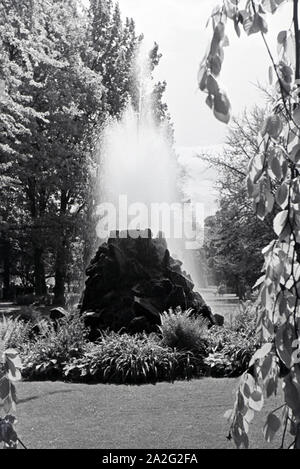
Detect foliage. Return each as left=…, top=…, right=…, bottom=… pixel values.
left=7, top=310, right=207, bottom=384
left=205, top=303, right=259, bottom=377
left=63, top=331, right=198, bottom=384
left=0, top=416, right=18, bottom=449
left=0, top=316, right=32, bottom=351
left=200, top=0, right=300, bottom=449
left=21, top=313, right=87, bottom=380
left=1, top=0, right=103, bottom=299
left=0, top=308, right=261, bottom=385
left=159, top=309, right=209, bottom=355
left=203, top=109, right=274, bottom=298
left=231, top=301, right=258, bottom=334
left=17, top=310, right=258, bottom=384
left=0, top=0, right=172, bottom=304
left=0, top=317, right=22, bottom=449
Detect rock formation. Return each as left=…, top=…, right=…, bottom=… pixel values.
left=81, top=230, right=215, bottom=338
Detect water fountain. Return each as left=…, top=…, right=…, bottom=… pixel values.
left=81, top=44, right=216, bottom=337
left=98, top=46, right=180, bottom=251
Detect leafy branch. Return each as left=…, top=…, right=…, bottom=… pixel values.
left=0, top=333, right=23, bottom=449
left=199, top=0, right=300, bottom=449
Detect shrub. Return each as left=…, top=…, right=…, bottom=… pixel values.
left=159, top=309, right=209, bottom=355
left=16, top=302, right=259, bottom=382
left=204, top=328, right=258, bottom=377
left=63, top=331, right=202, bottom=384
left=21, top=313, right=88, bottom=380
left=204, top=302, right=259, bottom=377
left=0, top=316, right=32, bottom=351
left=230, top=300, right=257, bottom=336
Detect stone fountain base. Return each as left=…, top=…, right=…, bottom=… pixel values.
left=81, top=230, right=216, bottom=338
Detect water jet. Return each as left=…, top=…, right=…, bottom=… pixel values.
left=81, top=45, right=216, bottom=335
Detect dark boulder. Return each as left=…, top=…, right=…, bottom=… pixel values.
left=213, top=313, right=225, bottom=327
left=198, top=304, right=216, bottom=326
left=128, top=316, right=153, bottom=334
left=133, top=297, right=161, bottom=324
left=81, top=230, right=213, bottom=338
left=50, top=307, right=68, bottom=321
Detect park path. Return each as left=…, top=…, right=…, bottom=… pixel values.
left=0, top=301, right=21, bottom=316
left=201, top=286, right=240, bottom=324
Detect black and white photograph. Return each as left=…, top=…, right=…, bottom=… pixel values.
left=0, top=0, right=300, bottom=454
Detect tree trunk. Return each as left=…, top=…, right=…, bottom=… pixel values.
left=2, top=238, right=11, bottom=300
left=53, top=234, right=66, bottom=306
left=53, top=238, right=68, bottom=306
left=34, top=247, right=47, bottom=297
left=53, top=190, right=69, bottom=306
left=53, top=264, right=66, bottom=306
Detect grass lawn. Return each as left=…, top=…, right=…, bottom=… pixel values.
left=10, top=378, right=288, bottom=449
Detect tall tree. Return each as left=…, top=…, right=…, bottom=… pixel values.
left=0, top=0, right=175, bottom=306
left=1, top=0, right=105, bottom=300
left=0, top=0, right=54, bottom=296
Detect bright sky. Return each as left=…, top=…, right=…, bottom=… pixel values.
left=118, top=0, right=293, bottom=148
left=116, top=0, right=293, bottom=215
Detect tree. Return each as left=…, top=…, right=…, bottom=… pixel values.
left=205, top=201, right=273, bottom=298
left=87, top=0, right=140, bottom=118
left=0, top=0, right=106, bottom=302
left=0, top=0, right=124, bottom=301
left=0, top=0, right=172, bottom=305
left=0, top=0, right=57, bottom=296
left=203, top=109, right=274, bottom=298
left=199, top=0, right=300, bottom=448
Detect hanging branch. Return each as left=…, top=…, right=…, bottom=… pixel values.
left=294, top=0, right=300, bottom=81
left=200, top=0, right=300, bottom=450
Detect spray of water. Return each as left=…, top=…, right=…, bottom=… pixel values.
left=102, top=107, right=178, bottom=213
left=99, top=44, right=203, bottom=287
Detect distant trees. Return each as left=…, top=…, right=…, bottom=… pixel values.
left=203, top=108, right=274, bottom=297
left=0, top=0, right=171, bottom=304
